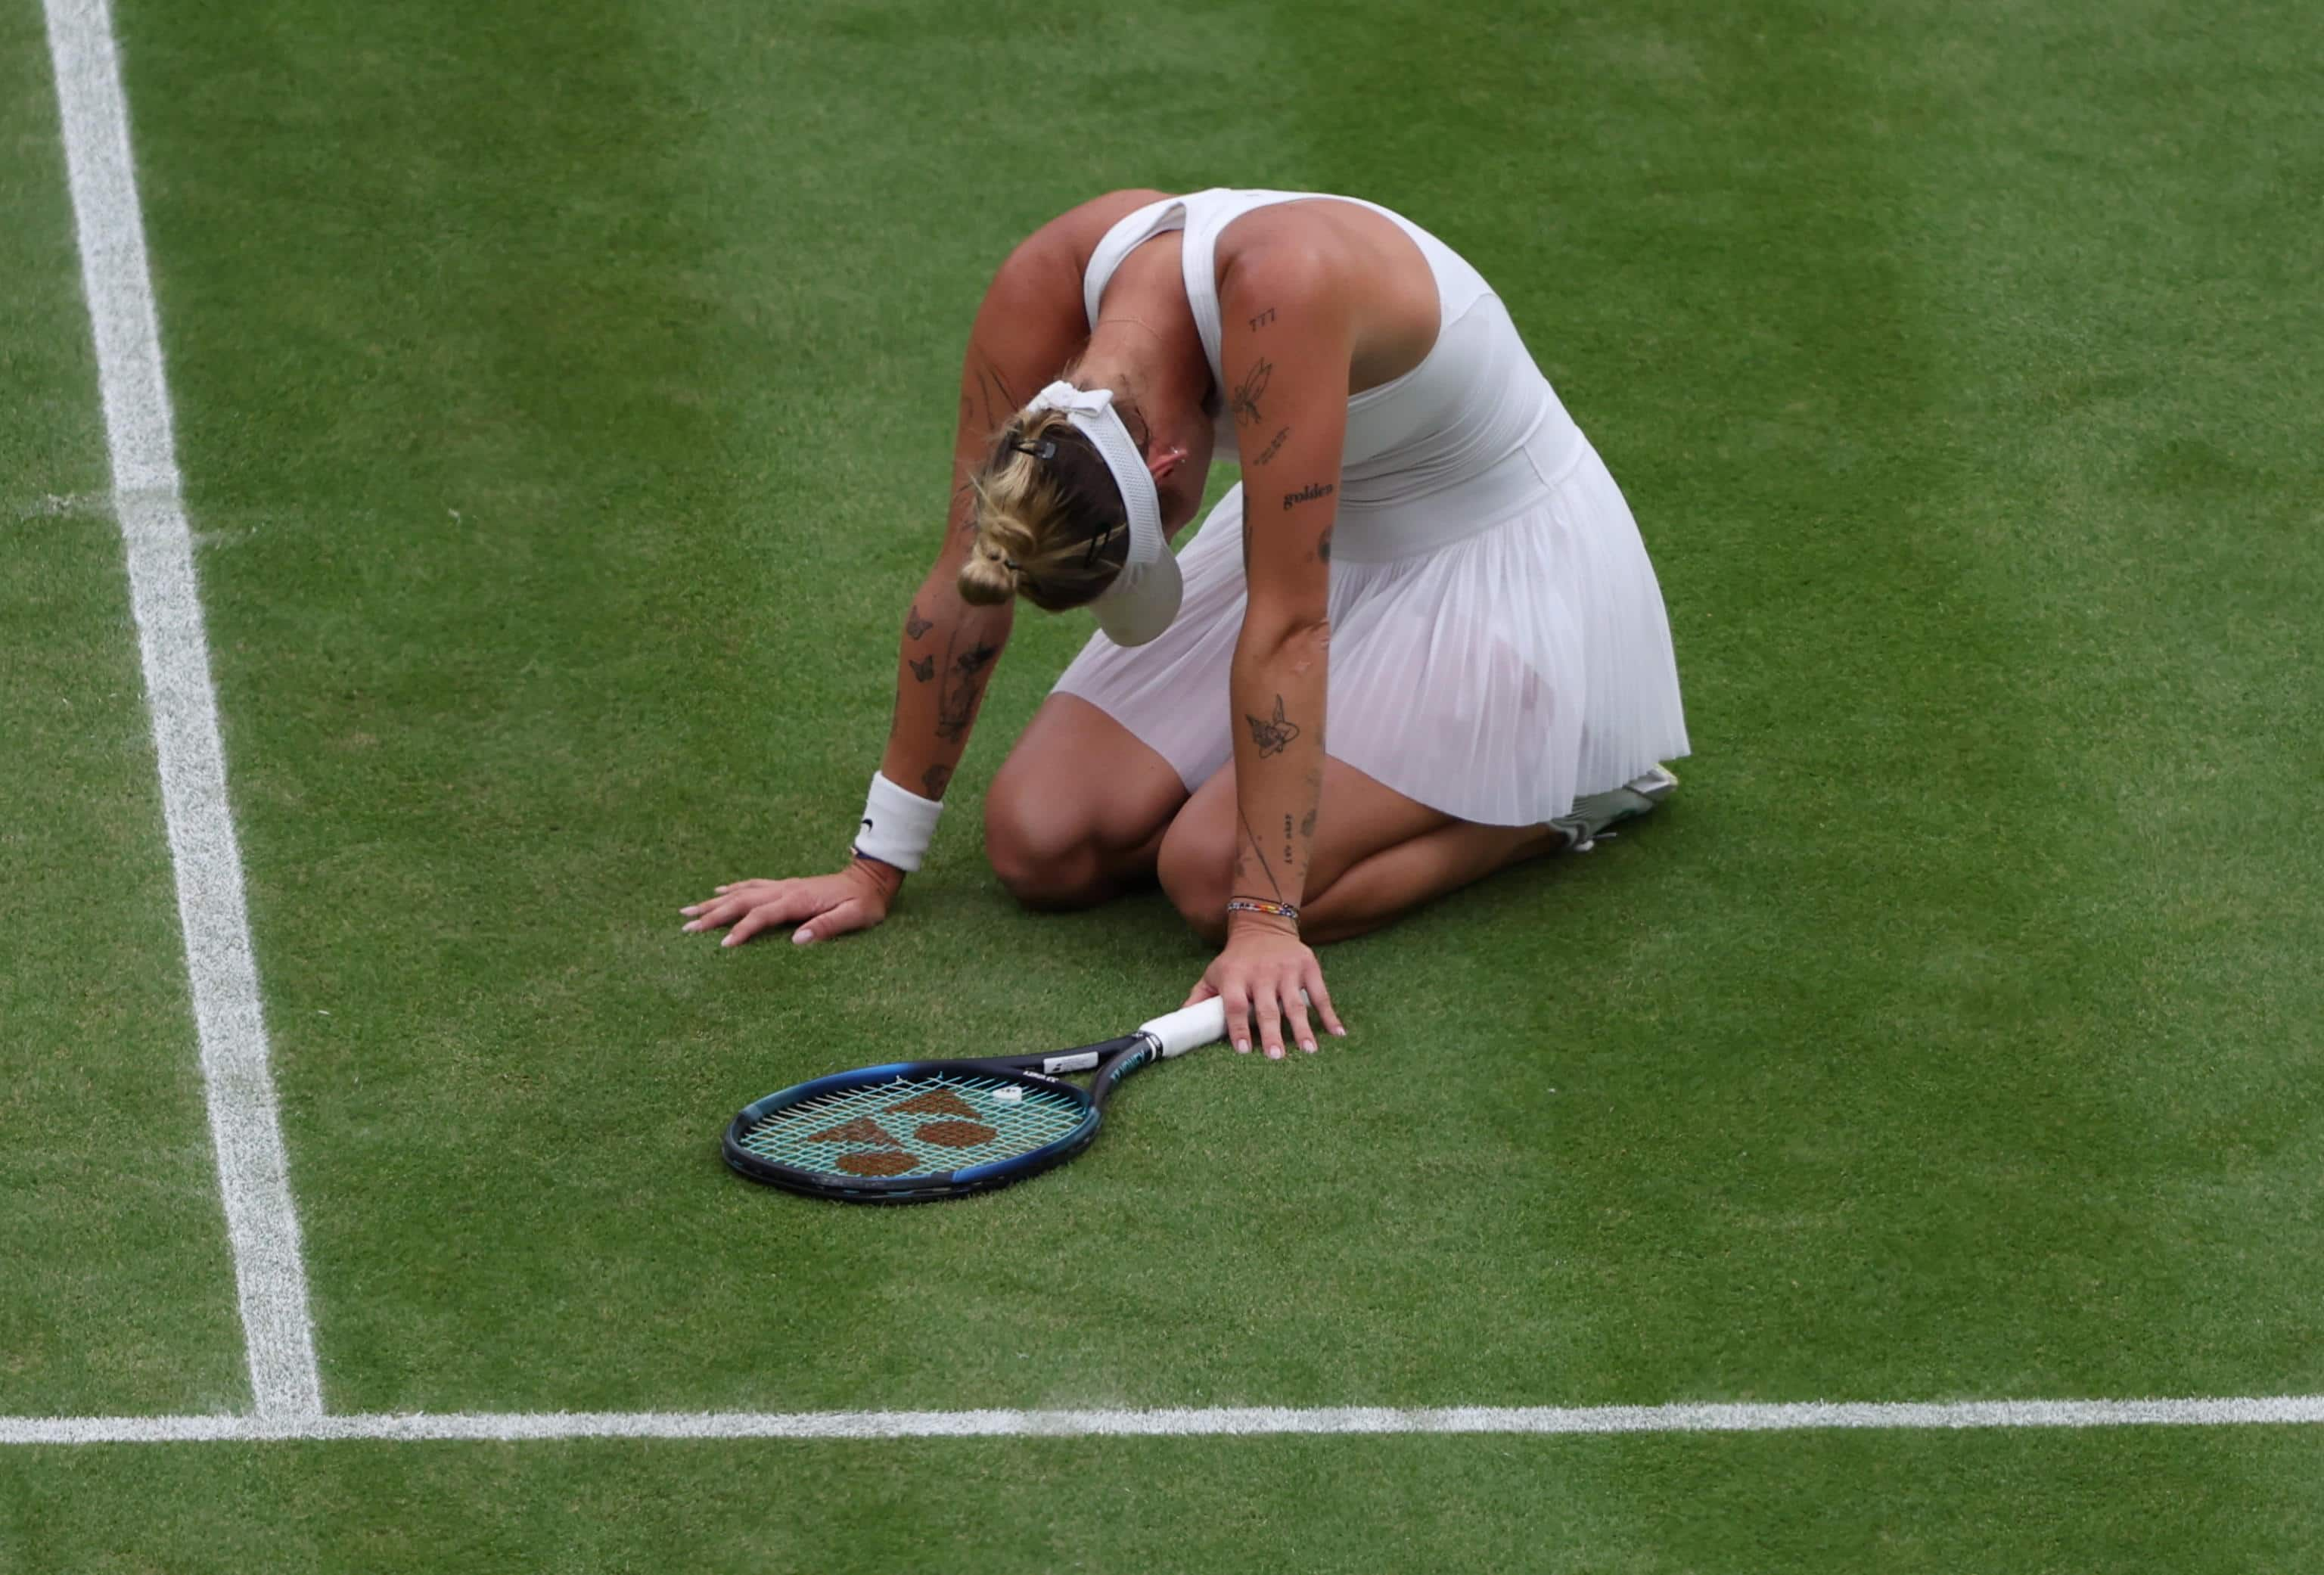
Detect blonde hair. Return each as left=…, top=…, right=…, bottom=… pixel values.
left=958, top=407, right=1130, bottom=611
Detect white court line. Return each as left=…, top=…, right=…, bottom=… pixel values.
left=43, top=0, right=322, bottom=1420
left=22, top=0, right=2313, bottom=1460
left=4, top=1396, right=2324, bottom=1446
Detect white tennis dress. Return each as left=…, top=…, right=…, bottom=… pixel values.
left=1052, top=188, right=1689, bottom=827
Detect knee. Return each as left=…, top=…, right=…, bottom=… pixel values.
left=1156, top=819, right=1232, bottom=944
left=983, top=784, right=1111, bottom=910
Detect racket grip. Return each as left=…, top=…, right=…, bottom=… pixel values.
left=1138, top=998, right=1229, bottom=1058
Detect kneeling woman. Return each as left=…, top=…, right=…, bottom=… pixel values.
left=684, top=188, right=1689, bottom=1059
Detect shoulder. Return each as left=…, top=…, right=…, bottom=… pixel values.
left=1005, top=189, right=1176, bottom=277
left=974, top=191, right=1175, bottom=326
left=1213, top=218, right=1351, bottom=324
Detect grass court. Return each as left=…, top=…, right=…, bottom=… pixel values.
left=4, top=0, right=2322, bottom=1567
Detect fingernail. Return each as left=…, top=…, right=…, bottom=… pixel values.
left=1331, top=1026, right=1347, bottom=1037
left=680, top=906, right=698, bottom=915
left=1300, top=1040, right=1316, bottom=1053
left=792, top=930, right=812, bottom=946
left=721, top=935, right=738, bottom=948
left=1267, top=1046, right=1283, bottom=1061
left=1235, top=1039, right=1250, bottom=1054
left=681, top=921, right=698, bottom=932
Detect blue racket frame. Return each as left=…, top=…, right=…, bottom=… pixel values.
left=722, top=1037, right=1152, bottom=1203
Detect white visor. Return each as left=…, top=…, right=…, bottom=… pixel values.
left=1021, top=381, right=1182, bottom=647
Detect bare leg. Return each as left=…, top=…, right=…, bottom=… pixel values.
left=983, top=694, right=1188, bottom=909
left=1298, top=819, right=1560, bottom=942
left=1156, top=756, right=1558, bottom=945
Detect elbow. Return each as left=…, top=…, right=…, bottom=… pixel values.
left=1238, top=615, right=1331, bottom=675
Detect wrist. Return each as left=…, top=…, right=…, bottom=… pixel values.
left=850, top=853, right=907, bottom=899
left=853, top=770, right=943, bottom=872
left=1225, top=896, right=1300, bottom=939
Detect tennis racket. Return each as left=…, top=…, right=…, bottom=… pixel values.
left=722, top=997, right=1229, bottom=1203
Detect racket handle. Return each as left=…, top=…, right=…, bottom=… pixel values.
left=1137, top=998, right=1229, bottom=1058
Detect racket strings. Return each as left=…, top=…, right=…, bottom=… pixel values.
left=738, top=1073, right=1086, bottom=1179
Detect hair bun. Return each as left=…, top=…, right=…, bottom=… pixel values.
left=956, top=527, right=1023, bottom=606
left=958, top=404, right=1132, bottom=612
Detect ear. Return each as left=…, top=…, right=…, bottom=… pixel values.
left=1145, top=443, right=1191, bottom=484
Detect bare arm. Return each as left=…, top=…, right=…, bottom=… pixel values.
left=1190, top=241, right=1353, bottom=1050
left=685, top=193, right=1165, bottom=946
left=878, top=196, right=1167, bottom=800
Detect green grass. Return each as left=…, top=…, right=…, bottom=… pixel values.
left=0, top=0, right=247, bottom=1416
left=11, top=1430, right=2324, bottom=1573
left=4, top=0, right=2322, bottom=1565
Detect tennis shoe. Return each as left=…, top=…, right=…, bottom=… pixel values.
left=1550, top=765, right=1679, bottom=853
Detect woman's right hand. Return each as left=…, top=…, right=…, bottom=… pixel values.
left=681, top=859, right=904, bottom=947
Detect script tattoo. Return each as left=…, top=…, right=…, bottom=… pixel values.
left=1282, top=813, right=1294, bottom=864
left=1230, top=357, right=1272, bottom=428
left=1247, top=306, right=1277, bottom=331
left=906, top=604, right=934, bottom=640
left=1244, top=696, right=1300, bottom=758
left=935, top=636, right=1001, bottom=741
left=921, top=763, right=953, bottom=798
left=909, top=654, right=935, bottom=682
left=1282, top=481, right=1334, bottom=512
left=1255, top=426, right=1291, bottom=467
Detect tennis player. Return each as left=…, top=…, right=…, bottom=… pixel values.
left=685, top=188, right=1689, bottom=1059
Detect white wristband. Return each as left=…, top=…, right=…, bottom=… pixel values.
left=853, top=771, right=943, bottom=873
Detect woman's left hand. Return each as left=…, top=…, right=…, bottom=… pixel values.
left=1184, top=919, right=1347, bottom=1059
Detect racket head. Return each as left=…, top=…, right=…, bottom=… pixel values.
left=722, top=1058, right=1107, bottom=1203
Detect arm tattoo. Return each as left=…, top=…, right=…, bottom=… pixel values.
left=1237, top=809, right=1286, bottom=901
left=1282, top=481, right=1334, bottom=511
left=971, top=359, right=1022, bottom=437
left=1229, top=357, right=1272, bottom=428
left=1316, top=525, right=1333, bottom=564
left=1247, top=306, right=1277, bottom=331
left=909, top=654, right=935, bottom=682
left=1299, top=806, right=1316, bottom=840
left=1244, top=696, right=1301, bottom=757
left=1282, top=813, right=1294, bottom=864
left=1255, top=426, right=1290, bottom=467
left=906, top=604, right=934, bottom=640
left=935, top=633, right=1002, bottom=741
left=921, top=763, right=953, bottom=798
left=974, top=369, right=998, bottom=434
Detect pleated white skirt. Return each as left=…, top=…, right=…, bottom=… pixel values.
left=1051, top=435, right=1689, bottom=827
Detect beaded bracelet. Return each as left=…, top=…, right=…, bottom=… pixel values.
left=1225, top=896, right=1300, bottom=924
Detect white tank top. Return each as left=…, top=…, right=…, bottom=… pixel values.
left=1081, top=188, right=1586, bottom=560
